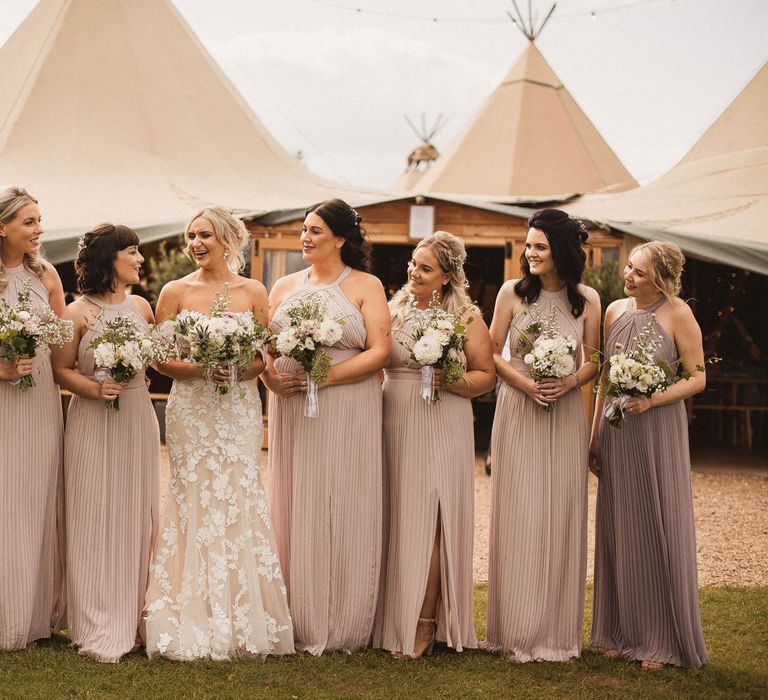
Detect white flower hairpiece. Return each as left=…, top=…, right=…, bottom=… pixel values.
left=76, top=235, right=87, bottom=252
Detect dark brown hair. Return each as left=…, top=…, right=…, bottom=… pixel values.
left=306, top=198, right=371, bottom=272
left=75, top=223, right=140, bottom=295
left=514, top=208, right=589, bottom=318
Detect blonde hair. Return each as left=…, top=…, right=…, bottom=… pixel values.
left=629, top=240, right=685, bottom=297
left=0, top=186, right=46, bottom=292
left=390, top=230, right=477, bottom=328
left=185, top=206, right=248, bottom=272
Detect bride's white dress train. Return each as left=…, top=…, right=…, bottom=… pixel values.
left=144, top=378, right=293, bottom=659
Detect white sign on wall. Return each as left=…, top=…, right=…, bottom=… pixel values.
left=408, top=205, right=435, bottom=240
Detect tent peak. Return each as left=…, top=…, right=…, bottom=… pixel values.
left=506, top=1, right=557, bottom=43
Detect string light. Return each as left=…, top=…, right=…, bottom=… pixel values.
left=303, top=0, right=669, bottom=24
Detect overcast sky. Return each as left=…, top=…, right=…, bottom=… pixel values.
left=1, top=0, right=766, bottom=190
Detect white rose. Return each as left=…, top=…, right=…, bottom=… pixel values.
left=413, top=335, right=442, bottom=365
left=93, top=343, right=116, bottom=368
left=315, top=320, right=343, bottom=346
left=275, top=328, right=299, bottom=355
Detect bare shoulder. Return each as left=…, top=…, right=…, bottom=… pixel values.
left=667, top=296, right=697, bottom=324
left=158, top=277, right=186, bottom=298
left=348, top=268, right=384, bottom=292
left=498, top=278, right=520, bottom=299
left=465, top=306, right=489, bottom=333
left=580, top=283, right=601, bottom=305
left=604, top=298, right=626, bottom=323
left=62, top=295, right=93, bottom=325
left=240, top=276, right=267, bottom=295
left=129, top=294, right=154, bottom=320
left=270, top=269, right=304, bottom=296
left=39, top=259, right=62, bottom=288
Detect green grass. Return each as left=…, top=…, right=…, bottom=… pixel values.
left=1, top=585, right=766, bottom=699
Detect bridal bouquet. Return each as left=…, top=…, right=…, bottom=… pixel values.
left=519, top=304, right=577, bottom=412
left=270, top=295, right=345, bottom=418
left=0, top=279, right=73, bottom=391
left=403, top=292, right=472, bottom=404
left=90, top=315, right=157, bottom=410
left=171, top=289, right=267, bottom=397
left=603, top=314, right=669, bottom=428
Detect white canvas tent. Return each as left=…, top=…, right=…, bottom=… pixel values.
left=0, top=0, right=385, bottom=263
left=413, top=41, right=637, bottom=198
left=565, top=60, right=768, bottom=275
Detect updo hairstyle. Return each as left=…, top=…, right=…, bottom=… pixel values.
left=306, top=198, right=371, bottom=272
left=185, top=206, right=249, bottom=272
left=629, top=241, right=685, bottom=297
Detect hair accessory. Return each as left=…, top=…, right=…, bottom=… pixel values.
left=448, top=253, right=464, bottom=271
left=350, top=208, right=362, bottom=226
left=76, top=235, right=87, bottom=252
left=569, top=215, right=588, bottom=236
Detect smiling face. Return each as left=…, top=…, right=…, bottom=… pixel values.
left=300, top=211, right=343, bottom=264
left=524, top=227, right=556, bottom=278
left=186, top=217, right=226, bottom=269
left=113, top=244, right=144, bottom=286
left=623, top=250, right=658, bottom=300
left=408, top=244, right=449, bottom=301
left=0, top=201, right=43, bottom=259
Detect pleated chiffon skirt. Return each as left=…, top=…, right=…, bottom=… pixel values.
left=268, top=362, right=383, bottom=655
left=485, top=383, right=588, bottom=662
left=64, top=385, right=159, bottom=662
left=375, top=368, right=477, bottom=656
left=592, top=400, right=708, bottom=667
left=0, top=351, right=65, bottom=650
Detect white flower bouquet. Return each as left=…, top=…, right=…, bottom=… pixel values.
left=90, top=315, right=157, bottom=410
left=270, top=295, right=345, bottom=418
left=519, top=304, right=577, bottom=412
left=402, top=292, right=472, bottom=404
left=171, top=288, right=267, bottom=397
left=0, top=279, right=73, bottom=391
left=603, top=314, right=669, bottom=428
left=602, top=314, right=720, bottom=428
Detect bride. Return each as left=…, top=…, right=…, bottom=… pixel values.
left=144, top=207, right=293, bottom=660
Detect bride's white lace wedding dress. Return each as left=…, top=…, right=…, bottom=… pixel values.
left=144, top=377, right=293, bottom=659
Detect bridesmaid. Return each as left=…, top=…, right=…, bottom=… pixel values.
left=375, top=232, right=495, bottom=659
left=0, top=186, right=66, bottom=649
left=589, top=241, right=708, bottom=669
left=264, top=198, right=390, bottom=654
left=51, top=224, right=160, bottom=662
left=485, top=209, right=600, bottom=662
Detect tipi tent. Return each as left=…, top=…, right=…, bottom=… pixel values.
left=414, top=41, right=637, bottom=198
left=566, top=60, right=768, bottom=274
left=0, top=0, right=384, bottom=263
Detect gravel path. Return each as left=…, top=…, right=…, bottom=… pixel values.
left=159, top=449, right=768, bottom=587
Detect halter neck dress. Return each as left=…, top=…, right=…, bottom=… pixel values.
left=0, top=264, right=65, bottom=649
left=373, top=305, right=478, bottom=656
left=486, top=286, right=589, bottom=661
left=592, top=296, right=707, bottom=667
left=64, top=295, right=160, bottom=662
left=268, top=266, right=383, bottom=655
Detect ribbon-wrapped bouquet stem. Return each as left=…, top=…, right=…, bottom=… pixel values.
left=402, top=292, right=471, bottom=405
